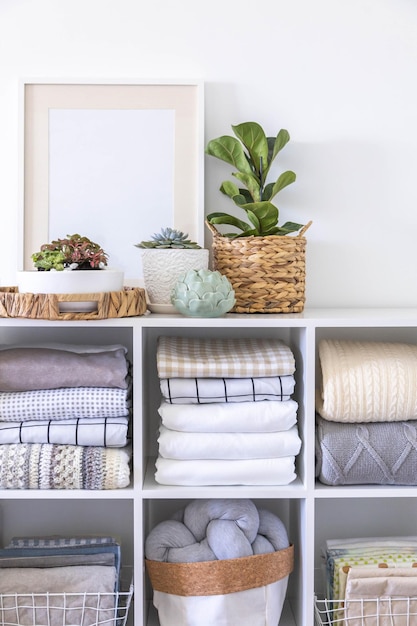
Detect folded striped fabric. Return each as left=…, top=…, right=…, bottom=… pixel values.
left=157, top=336, right=295, bottom=379
left=7, top=535, right=116, bottom=548
left=0, top=383, right=132, bottom=420
left=0, top=417, right=129, bottom=447
left=0, top=443, right=131, bottom=489
left=160, top=376, right=295, bottom=404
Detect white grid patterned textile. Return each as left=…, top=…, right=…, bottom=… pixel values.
left=157, top=337, right=295, bottom=379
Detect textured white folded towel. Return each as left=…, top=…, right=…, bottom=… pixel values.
left=158, top=399, right=298, bottom=433
left=157, top=424, right=301, bottom=460
left=154, top=456, right=296, bottom=485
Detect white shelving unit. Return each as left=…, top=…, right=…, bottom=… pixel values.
left=1, top=308, right=416, bottom=626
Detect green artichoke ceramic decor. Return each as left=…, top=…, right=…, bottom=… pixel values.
left=171, top=269, right=235, bottom=318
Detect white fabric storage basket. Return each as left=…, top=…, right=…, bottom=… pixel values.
left=146, top=545, right=294, bottom=626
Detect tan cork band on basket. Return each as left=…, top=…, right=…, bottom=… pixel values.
left=145, top=544, right=294, bottom=597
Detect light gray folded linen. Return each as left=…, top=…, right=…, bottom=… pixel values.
left=0, top=384, right=132, bottom=421
left=0, top=565, right=117, bottom=626
left=145, top=499, right=289, bottom=563
left=0, top=348, right=129, bottom=391
left=316, top=414, right=417, bottom=485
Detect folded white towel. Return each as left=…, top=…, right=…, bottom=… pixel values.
left=158, top=399, right=298, bottom=433
left=157, top=424, right=301, bottom=460
left=154, top=456, right=297, bottom=485
left=160, top=376, right=295, bottom=404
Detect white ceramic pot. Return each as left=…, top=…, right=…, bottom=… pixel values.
left=16, top=268, right=124, bottom=312
left=141, top=249, right=209, bottom=312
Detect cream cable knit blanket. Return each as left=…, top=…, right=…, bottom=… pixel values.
left=317, top=340, right=417, bottom=422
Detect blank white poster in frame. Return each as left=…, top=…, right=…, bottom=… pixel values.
left=19, top=79, right=204, bottom=281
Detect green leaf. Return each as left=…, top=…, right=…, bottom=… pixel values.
left=231, top=122, right=269, bottom=175
left=206, top=212, right=253, bottom=233
left=233, top=171, right=261, bottom=202
left=240, top=201, right=279, bottom=235
left=206, top=136, right=253, bottom=175
left=245, top=209, right=261, bottom=233
left=270, top=129, right=290, bottom=163
left=279, top=221, right=305, bottom=234
left=220, top=180, right=240, bottom=199
left=269, top=171, right=296, bottom=201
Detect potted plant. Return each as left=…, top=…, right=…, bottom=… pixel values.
left=205, top=121, right=312, bottom=313
left=17, top=234, right=125, bottom=304
left=135, top=228, right=209, bottom=312
left=31, top=233, right=108, bottom=271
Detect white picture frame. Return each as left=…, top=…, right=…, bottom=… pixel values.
left=19, top=79, right=204, bottom=281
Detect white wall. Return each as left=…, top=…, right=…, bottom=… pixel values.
left=1, top=0, right=416, bottom=308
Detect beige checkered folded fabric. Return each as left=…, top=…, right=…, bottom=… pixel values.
left=157, top=337, right=295, bottom=379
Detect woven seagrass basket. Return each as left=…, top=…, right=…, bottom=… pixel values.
left=207, top=220, right=312, bottom=314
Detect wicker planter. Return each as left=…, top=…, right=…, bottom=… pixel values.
left=207, top=221, right=312, bottom=314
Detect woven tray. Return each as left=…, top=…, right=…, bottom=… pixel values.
left=207, top=221, right=312, bottom=314
left=0, top=286, right=147, bottom=320
left=145, top=544, right=294, bottom=597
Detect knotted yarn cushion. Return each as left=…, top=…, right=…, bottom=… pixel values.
left=317, top=339, right=417, bottom=422
left=145, top=498, right=289, bottom=564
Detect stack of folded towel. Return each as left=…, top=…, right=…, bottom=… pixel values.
left=154, top=337, right=301, bottom=485
left=322, top=536, right=417, bottom=622
left=316, top=339, right=417, bottom=486
left=0, top=343, right=132, bottom=489
left=0, top=534, right=122, bottom=626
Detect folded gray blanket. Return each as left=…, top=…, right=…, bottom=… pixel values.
left=145, top=498, right=289, bottom=563
left=0, top=348, right=129, bottom=391
left=316, top=415, right=417, bottom=485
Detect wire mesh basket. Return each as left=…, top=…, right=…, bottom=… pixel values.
left=0, top=582, right=134, bottom=626
left=314, top=595, right=417, bottom=625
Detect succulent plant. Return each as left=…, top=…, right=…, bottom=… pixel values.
left=32, top=234, right=108, bottom=271
left=171, top=269, right=235, bottom=317
left=135, top=227, right=201, bottom=249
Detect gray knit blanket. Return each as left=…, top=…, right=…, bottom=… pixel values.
left=0, top=443, right=131, bottom=489
left=316, top=415, right=417, bottom=485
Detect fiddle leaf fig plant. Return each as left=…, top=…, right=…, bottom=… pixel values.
left=206, top=121, right=304, bottom=238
